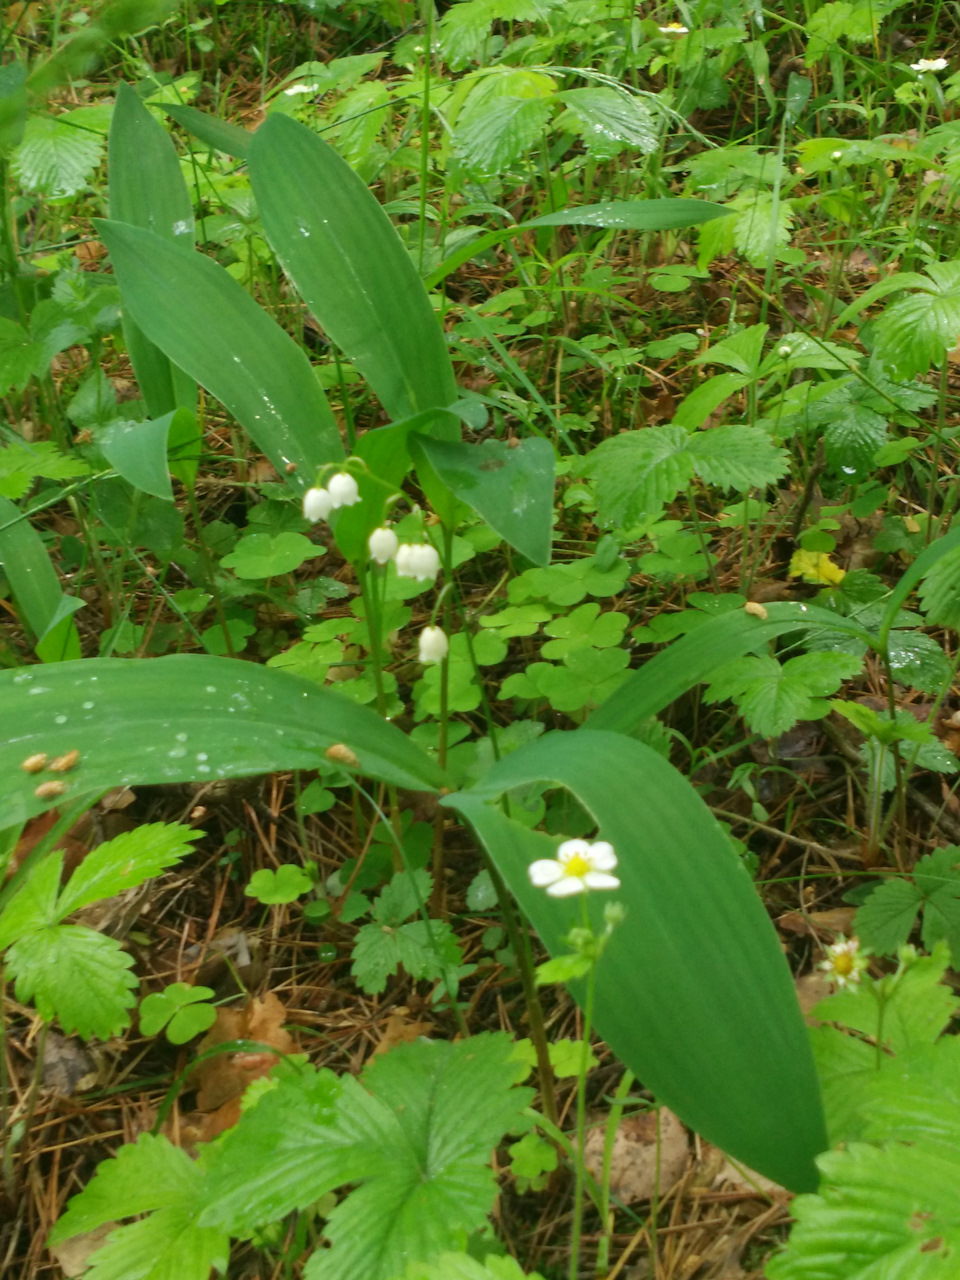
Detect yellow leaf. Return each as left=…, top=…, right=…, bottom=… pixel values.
left=789, top=549, right=846, bottom=585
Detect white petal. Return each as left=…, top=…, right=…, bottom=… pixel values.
left=588, top=841, right=617, bottom=870
left=583, top=872, right=620, bottom=891
left=557, top=839, right=591, bottom=865
left=529, top=859, right=564, bottom=886
left=547, top=876, right=586, bottom=897
left=327, top=472, right=360, bottom=507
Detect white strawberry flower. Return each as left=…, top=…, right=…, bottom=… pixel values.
left=303, top=487, right=334, bottom=523
left=911, top=56, right=948, bottom=72
left=819, top=936, right=870, bottom=988
left=529, top=840, right=620, bottom=897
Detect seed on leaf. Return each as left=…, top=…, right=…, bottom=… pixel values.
left=34, top=780, right=68, bottom=799
left=326, top=743, right=360, bottom=767
left=20, top=753, right=48, bottom=773
left=744, top=601, right=768, bottom=620
left=48, top=750, right=81, bottom=773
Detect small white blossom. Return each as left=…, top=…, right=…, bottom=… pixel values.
left=418, top=625, right=449, bottom=664
left=819, top=936, right=870, bottom=988
left=529, top=839, right=620, bottom=898
left=911, top=57, right=949, bottom=72
left=658, top=21, right=689, bottom=33
left=368, top=526, right=399, bottom=564
left=831, top=149, right=843, bottom=160
left=778, top=344, right=792, bottom=358
left=395, top=542, right=441, bottom=582
left=303, top=487, right=334, bottom=523
left=327, top=472, right=361, bottom=508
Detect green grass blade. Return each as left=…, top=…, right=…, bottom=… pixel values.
left=109, top=82, right=197, bottom=419
left=425, top=199, right=732, bottom=290
left=445, top=730, right=826, bottom=1191
left=97, top=219, right=344, bottom=479
left=584, top=601, right=874, bottom=734
left=0, top=656, right=446, bottom=827
left=0, top=496, right=81, bottom=662
left=248, top=114, right=458, bottom=423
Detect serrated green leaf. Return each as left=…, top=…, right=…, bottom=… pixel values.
left=582, top=426, right=694, bottom=526
left=0, top=439, right=88, bottom=500
left=0, top=320, right=45, bottom=395
left=919, top=542, right=960, bottom=631
left=874, top=261, right=960, bottom=379
left=7, top=925, right=137, bottom=1039
left=687, top=424, right=788, bottom=490
left=406, top=1250, right=543, bottom=1280
left=78, top=1208, right=229, bottom=1280
left=13, top=112, right=104, bottom=196
left=705, top=651, right=861, bottom=737
left=57, top=823, right=201, bottom=918
left=823, top=403, right=888, bottom=478
left=0, top=849, right=63, bottom=948
left=886, top=630, right=951, bottom=693
left=856, top=877, right=923, bottom=955
left=766, top=1141, right=960, bottom=1279
left=558, top=87, right=658, bottom=157
left=374, top=869, right=432, bottom=927
left=730, top=192, right=794, bottom=267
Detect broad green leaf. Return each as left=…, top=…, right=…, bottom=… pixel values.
left=0, top=656, right=446, bottom=826
left=163, top=102, right=251, bottom=158
left=919, top=541, right=960, bottom=632
left=558, top=87, right=658, bottom=157
left=6, top=925, right=137, bottom=1039
left=687, top=425, right=788, bottom=489
left=426, top=199, right=733, bottom=290
left=584, top=601, right=874, bottom=736
left=855, top=877, right=924, bottom=956
left=57, top=823, right=201, bottom=918
left=407, top=1253, right=543, bottom=1280
left=886, top=630, right=951, bottom=693
left=0, top=61, right=26, bottom=155
left=444, top=731, right=826, bottom=1191
left=874, top=261, right=960, bottom=379
left=0, top=438, right=88, bottom=500
left=49, top=1133, right=229, bottom=1280
left=0, top=849, right=63, bottom=949
left=766, top=1141, right=960, bottom=1279
left=0, top=494, right=83, bottom=661
left=822, top=403, right=887, bottom=479
left=220, top=531, right=319, bottom=579
left=704, top=651, right=862, bottom=737
left=13, top=111, right=103, bottom=196
left=0, top=318, right=45, bottom=393
left=248, top=115, right=458, bottom=425
left=109, top=81, right=197, bottom=419
left=857, top=849, right=960, bottom=964
left=730, top=191, right=794, bottom=267
left=97, top=220, right=344, bottom=480
left=439, top=0, right=559, bottom=68
left=672, top=372, right=750, bottom=429
left=456, top=77, right=555, bottom=174
left=99, top=409, right=199, bottom=500
left=410, top=435, right=554, bottom=565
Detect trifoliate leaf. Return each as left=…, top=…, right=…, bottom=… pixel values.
left=766, top=1140, right=960, bottom=1279
left=140, top=983, right=217, bottom=1042
left=704, top=651, right=861, bottom=737
left=919, top=542, right=960, bottom=632
left=873, top=261, right=960, bottom=379
left=49, top=1133, right=229, bottom=1280
left=859, top=849, right=960, bottom=965
left=6, top=926, right=137, bottom=1040
left=13, top=112, right=104, bottom=197
left=686, top=424, right=788, bottom=490
left=244, top=864, right=313, bottom=905
left=57, top=823, right=202, bottom=918
left=855, top=877, right=925, bottom=957
left=352, top=916, right=462, bottom=995
left=478, top=604, right=551, bottom=638
left=220, top=531, right=318, bottom=579
left=547, top=1038, right=599, bottom=1077
left=540, top=603, right=627, bottom=659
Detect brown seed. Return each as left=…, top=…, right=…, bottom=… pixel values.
left=34, top=780, right=67, bottom=799
left=285, top=461, right=298, bottom=474
left=744, top=601, right=769, bottom=620
left=20, top=753, right=48, bottom=773
left=48, top=750, right=81, bottom=773
left=325, top=743, right=360, bottom=768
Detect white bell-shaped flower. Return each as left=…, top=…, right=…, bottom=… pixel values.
left=368, top=526, right=399, bottom=564
left=395, top=542, right=441, bottom=582
left=418, top=625, right=449, bottom=664
left=303, top=487, right=334, bottom=523
left=327, top=471, right=361, bottom=508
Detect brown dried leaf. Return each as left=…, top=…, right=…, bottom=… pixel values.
left=50, top=1224, right=116, bottom=1276
left=192, top=993, right=295, bottom=1111
left=372, top=1009, right=434, bottom=1057
left=583, top=1108, right=688, bottom=1204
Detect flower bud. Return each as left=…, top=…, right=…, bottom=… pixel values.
left=418, top=625, right=449, bottom=664
left=303, top=487, right=334, bottom=523
left=327, top=472, right=361, bottom=508
left=368, top=526, right=399, bottom=564
left=396, top=542, right=441, bottom=582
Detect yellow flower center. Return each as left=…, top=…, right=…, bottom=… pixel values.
left=563, top=853, right=591, bottom=878
left=834, top=953, right=854, bottom=977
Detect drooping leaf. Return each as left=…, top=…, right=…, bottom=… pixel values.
left=443, top=731, right=826, bottom=1191
left=0, top=656, right=446, bottom=826
left=163, top=102, right=251, bottom=158
left=97, top=220, right=343, bottom=480
left=248, top=114, right=458, bottom=425
left=410, top=435, right=554, bottom=565
left=99, top=408, right=199, bottom=500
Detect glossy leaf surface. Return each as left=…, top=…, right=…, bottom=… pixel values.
left=248, top=114, right=458, bottom=423
left=98, top=220, right=343, bottom=482
left=444, top=730, right=826, bottom=1191
left=0, top=656, right=445, bottom=826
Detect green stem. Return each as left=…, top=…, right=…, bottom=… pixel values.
left=570, top=899, right=597, bottom=1280
left=595, top=1070, right=635, bottom=1275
